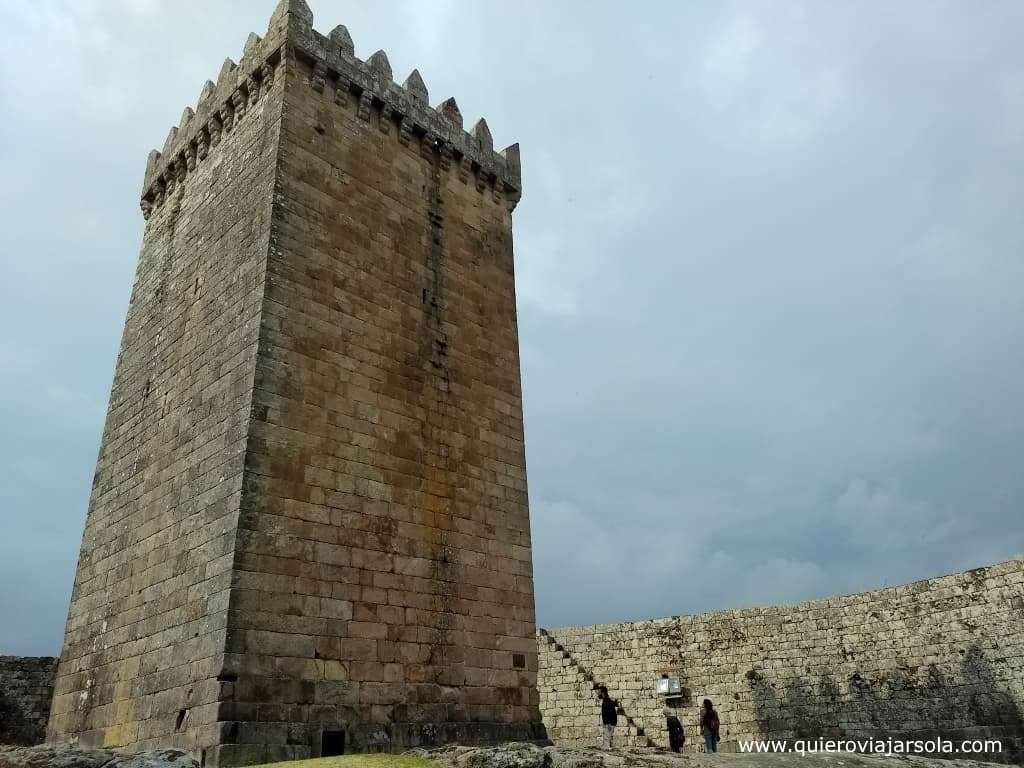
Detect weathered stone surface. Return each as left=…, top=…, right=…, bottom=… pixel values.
left=0, top=657, right=58, bottom=746
left=0, top=744, right=116, bottom=768
left=415, top=742, right=1011, bottom=768
left=0, top=745, right=197, bottom=768
left=47, top=24, right=286, bottom=759
left=416, top=742, right=555, bottom=768
left=538, top=558, right=1024, bottom=763
left=47, top=2, right=538, bottom=766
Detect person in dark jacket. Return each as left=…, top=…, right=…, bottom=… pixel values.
left=664, top=707, right=685, bottom=753
left=598, top=686, right=618, bottom=748
left=699, top=698, right=720, bottom=753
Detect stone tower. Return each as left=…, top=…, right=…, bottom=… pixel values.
left=47, top=1, right=543, bottom=763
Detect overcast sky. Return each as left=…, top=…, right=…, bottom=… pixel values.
left=2, top=0, right=1023, bottom=656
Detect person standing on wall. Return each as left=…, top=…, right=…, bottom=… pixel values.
left=664, top=707, right=686, bottom=753
left=700, top=698, right=720, bottom=753
left=598, top=686, right=618, bottom=748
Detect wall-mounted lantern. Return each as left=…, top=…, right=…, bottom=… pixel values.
left=655, top=672, right=682, bottom=698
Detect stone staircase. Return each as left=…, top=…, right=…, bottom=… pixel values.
left=538, top=628, right=656, bottom=748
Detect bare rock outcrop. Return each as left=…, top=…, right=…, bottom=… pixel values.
left=0, top=745, right=198, bottom=768
left=413, top=743, right=1011, bottom=768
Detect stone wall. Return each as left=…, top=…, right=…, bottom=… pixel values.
left=47, top=15, right=288, bottom=757
left=538, top=557, right=1024, bottom=762
left=217, top=11, right=541, bottom=762
left=0, top=657, right=57, bottom=745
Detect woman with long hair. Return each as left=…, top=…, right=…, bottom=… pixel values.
left=699, top=698, right=720, bottom=753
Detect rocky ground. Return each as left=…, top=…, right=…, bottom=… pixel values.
left=0, top=745, right=198, bottom=768
left=0, top=743, right=1012, bottom=768
left=413, top=743, right=1013, bottom=768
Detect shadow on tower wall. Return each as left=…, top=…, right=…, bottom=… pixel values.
left=0, top=657, right=58, bottom=746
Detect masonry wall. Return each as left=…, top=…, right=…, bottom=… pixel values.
left=539, top=557, right=1024, bottom=762
left=46, top=42, right=285, bottom=754
left=0, top=657, right=58, bottom=745
left=215, top=42, right=542, bottom=765
left=50, top=3, right=540, bottom=763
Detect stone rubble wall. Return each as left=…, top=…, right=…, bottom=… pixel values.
left=538, top=557, right=1024, bottom=762
left=0, top=657, right=58, bottom=746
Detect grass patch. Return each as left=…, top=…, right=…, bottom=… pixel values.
left=251, top=756, right=436, bottom=768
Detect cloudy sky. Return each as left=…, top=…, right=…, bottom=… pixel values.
left=2, top=0, right=1023, bottom=656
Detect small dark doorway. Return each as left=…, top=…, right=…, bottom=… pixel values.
left=322, top=730, right=346, bottom=757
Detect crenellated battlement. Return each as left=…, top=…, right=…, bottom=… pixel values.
left=140, top=0, right=521, bottom=219
left=140, top=28, right=280, bottom=219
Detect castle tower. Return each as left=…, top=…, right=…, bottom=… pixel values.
left=46, top=2, right=544, bottom=763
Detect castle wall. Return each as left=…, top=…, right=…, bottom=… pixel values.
left=213, top=38, right=541, bottom=765
left=50, top=3, right=539, bottom=764
left=46, top=41, right=286, bottom=755
left=0, top=657, right=58, bottom=746
left=538, top=557, right=1024, bottom=762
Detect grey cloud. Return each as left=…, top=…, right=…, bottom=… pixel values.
left=1, top=0, right=1022, bottom=653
